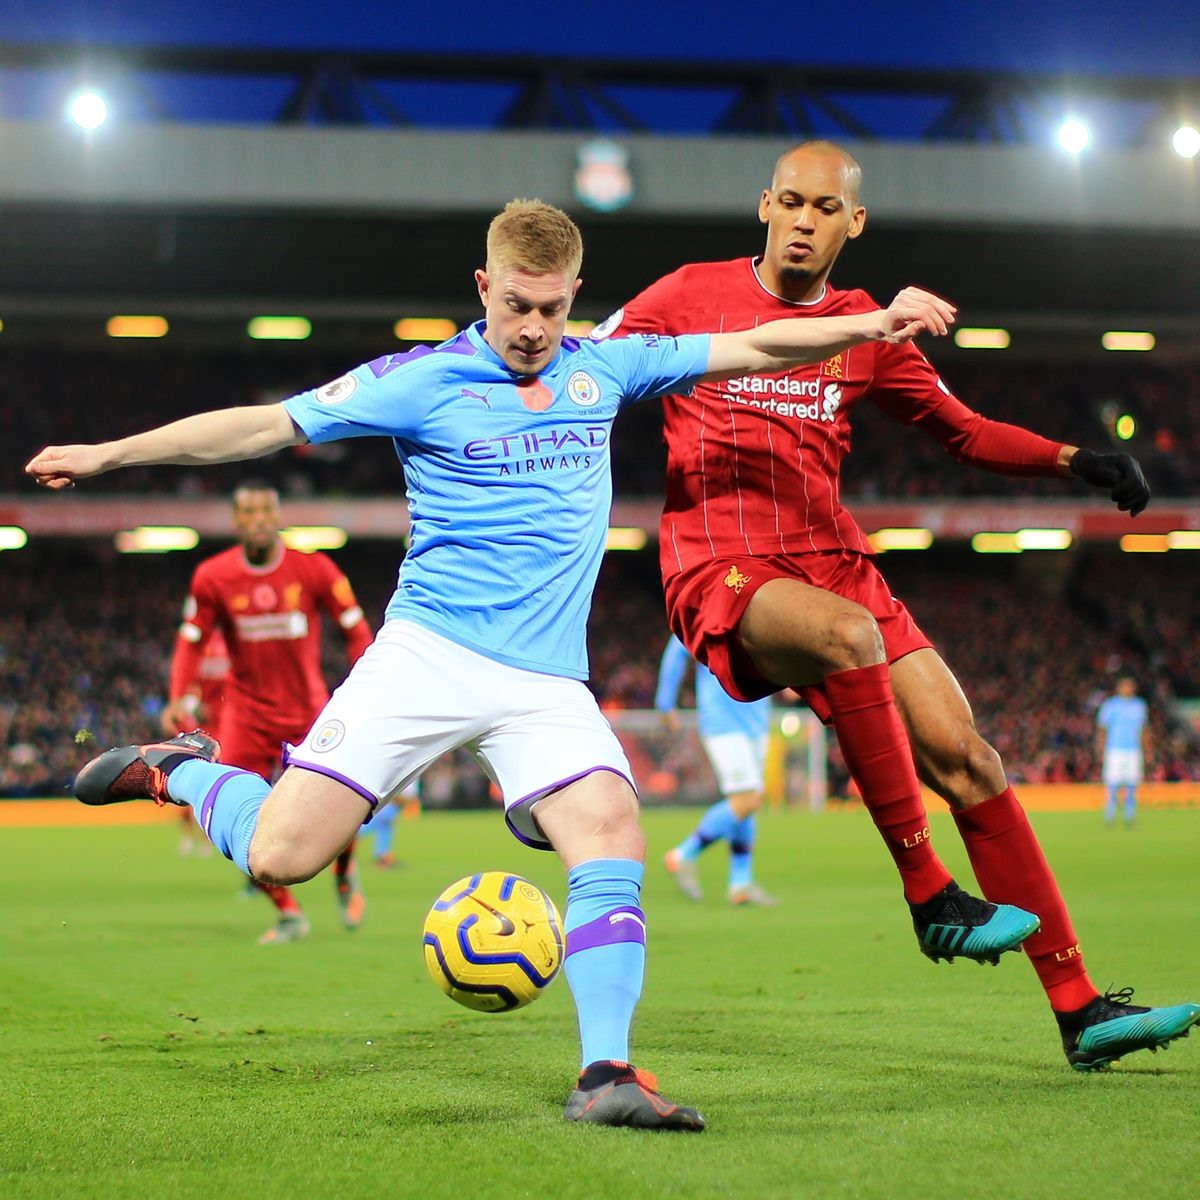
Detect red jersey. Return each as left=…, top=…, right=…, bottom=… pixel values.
left=168, top=542, right=372, bottom=732
left=609, top=258, right=1065, bottom=578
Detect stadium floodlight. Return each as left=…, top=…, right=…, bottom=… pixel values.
left=394, top=318, right=457, bottom=342
left=0, top=526, right=28, bottom=551
left=868, top=527, right=934, bottom=552
left=247, top=316, right=312, bottom=341
left=1015, top=528, right=1072, bottom=551
left=1101, top=331, right=1155, bottom=352
left=953, top=328, right=1010, bottom=350
left=1166, top=530, right=1200, bottom=550
left=1056, top=117, right=1090, bottom=154
left=605, top=527, right=648, bottom=551
left=1172, top=125, right=1200, bottom=159
left=68, top=90, right=109, bottom=130
left=1119, top=534, right=1169, bottom=553
left=1115, top=414, right=1137, bottom=440
left=114, top=526, right=200, bottom=553
left=106, top=315, right=169, bottom=339
left=565, top=320, right=596, bottom=336
left=971, top=532, right=1022, bottom=554
left=281, top=526, right=348, bottom=552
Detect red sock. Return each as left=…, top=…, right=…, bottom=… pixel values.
left=334, top=840, right=356, bottom=886
left=823, top=663, right=953, bottom=905
left=953, top=788, right=1098, bottom=1012
left=253, top=879, right=303, bottom=916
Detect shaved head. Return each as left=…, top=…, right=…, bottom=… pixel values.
left=771, top=141, right=863, bottom=202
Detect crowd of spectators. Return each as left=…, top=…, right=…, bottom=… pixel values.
left=4, top=346, right=1200, bottom=500
left=3, top=537, right=1198, bottom=797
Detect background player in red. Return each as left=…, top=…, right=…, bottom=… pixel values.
left=599, top=140, right=1197, bottom=1070
left=160, top=482, right=374, bottom=944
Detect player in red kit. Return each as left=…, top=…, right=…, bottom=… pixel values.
left=161, top=483, right=374, bottom=944
left=598, top=140, right=1197, bottom=1070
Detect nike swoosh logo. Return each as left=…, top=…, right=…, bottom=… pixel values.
left=469, top=895, right=515, bottom=935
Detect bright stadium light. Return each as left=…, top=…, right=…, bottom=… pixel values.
left=1056, top=117, right=1090, bottom=154
left=114, top=526, right=200, bottom=554
left=954, top=328, right=1010, bottom=350
left=281, top=526, right=348, bottom=552
left=393, top=318, right=457, bottom=342
left=68, top=90, right=109, bottom=130
left=605, top=527, right=648, bottom=551
left=868, top=528, right=934, bottom=552
left=0, top=526, right=28, bottom=551
left=1172, top=125, right=1200, bottom=159
left=1102, top=331, right=1155, bottom=352
left=1120, top=534, right=1169, bottom=553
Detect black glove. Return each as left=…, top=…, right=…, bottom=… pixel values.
left=1069, top=448, right=1150, bottom=516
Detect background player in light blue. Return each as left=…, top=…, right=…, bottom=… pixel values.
left=1096, top=677, right=1150, bottom=826
left=30, top=199, right=961, bottom=1132
left=656, top=634, right=777, bottom=906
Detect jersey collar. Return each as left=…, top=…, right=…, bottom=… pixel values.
left=750, top=258, right=828, bottom=307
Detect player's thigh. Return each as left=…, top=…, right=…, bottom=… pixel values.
left=889, top=648, right=1003, bottom=796
left=531, top=770, right=644, bottom=870
left=286, top=620, right=500, bottom=811
left=472, top=673, right=637, bottom=857
left=249, top=767, right=370, bottom=883
left=703, top=732, right=767, bottom=795
left=739, top=577, right=882, bottom=685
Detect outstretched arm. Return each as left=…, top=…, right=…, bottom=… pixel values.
left=25, top=403, right=304, bottom=489
left=701, top=287, right=955, bottom=382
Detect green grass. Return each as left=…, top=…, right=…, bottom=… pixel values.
left=1, top=806, right=1197, bottom=1200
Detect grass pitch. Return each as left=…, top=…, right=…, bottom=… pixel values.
left=1, top=805, right=1197, bottom=1200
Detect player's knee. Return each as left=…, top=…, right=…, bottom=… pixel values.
left=924, top=732, right=1005, bottom=805
left=824, top=607, right=884, bottom=670
left=247, top=840, right=321, bottom=886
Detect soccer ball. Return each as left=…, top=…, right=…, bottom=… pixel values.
left=422, top=871, right=565, bottom=1013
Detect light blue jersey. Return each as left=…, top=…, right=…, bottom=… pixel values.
left=655, top=635, right=771, bottom=739
left=1097, top=694, right=1148, bottom=750
left=283, top=322, right=709, bottom=680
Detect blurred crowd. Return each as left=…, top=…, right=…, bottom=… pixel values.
left=4, top=347, right=1200, bottom=499
left=3, top=538, right=1198, bottom=797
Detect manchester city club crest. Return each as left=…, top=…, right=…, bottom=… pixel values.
left=566, top=371, right=601, bottom=406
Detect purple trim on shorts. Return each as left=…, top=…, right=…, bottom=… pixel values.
left=504, top=765, right=637, bottom=852
left=199, top=769, right=245, bottom=837
left=283, top=757, right=380, bottom=811
left=566, top=906, right=646, bottom=957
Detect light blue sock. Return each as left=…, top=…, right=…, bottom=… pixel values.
left=1124, top=786, right=1137, bottom=823
left=1104, top=786, right=1119, bottom=824
left=372, top=804, right=398, bottom=857
left=563, top=859, right=645, bottom=1068
left=168, top=759, right=270, bottom=875
left=678, top=798, right=738, bottom=860
left=729, top=814, right=755, bottom=890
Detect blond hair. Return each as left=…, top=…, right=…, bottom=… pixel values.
left=486, top=199, right=583, bottom=279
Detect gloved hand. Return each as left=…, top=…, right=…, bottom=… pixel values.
left=1069, top=449, right=1150, bottom=516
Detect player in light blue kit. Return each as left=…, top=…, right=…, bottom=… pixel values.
left=1096, top=677, right=1150, bottom=826
left=656, top=634, right=777, bottom=906
left=29, top=200, right=963, bottom=1132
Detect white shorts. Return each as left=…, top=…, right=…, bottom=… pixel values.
left=1103, top=748, right=1144, bottom=787
left=702, top=732, right=769, bottom=796
left=286, top=619, right=634, bottom=850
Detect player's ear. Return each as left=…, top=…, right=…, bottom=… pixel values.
left=475, top=268, right=490, bottom=307
left=757, top=190, right=771, bottom=224
left=847, top=205, right=867, bottom=240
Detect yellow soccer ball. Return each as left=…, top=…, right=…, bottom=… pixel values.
left=422, top=871, right=564, bottom=1013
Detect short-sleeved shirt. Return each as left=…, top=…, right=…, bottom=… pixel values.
left=1097, top=694, right=1148, bottom=750
left=655, top=634, right=771, bottom=739
left=284, top=321, right=710, bottom=680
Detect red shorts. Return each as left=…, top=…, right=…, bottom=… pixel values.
left=217, top=709, right=317, bottom=782
left=663, top=551, right=932, bottom=717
